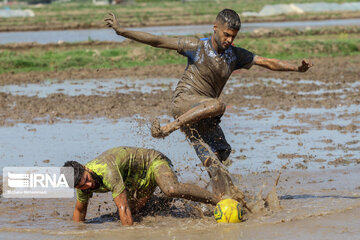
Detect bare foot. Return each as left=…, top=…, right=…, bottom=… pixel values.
left=150, top=119, right=169, bottom=138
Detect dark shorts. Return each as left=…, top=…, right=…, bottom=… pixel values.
left=171, top=92, right=231, bottom=163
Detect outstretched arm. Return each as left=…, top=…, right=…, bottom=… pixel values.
left=104, top=12, right=178, bottom=50
left=72, top=200, right=88, bottom=222
left=114, top=191, right=134, bottom=226
left=254, top=56, right=313, bottom=72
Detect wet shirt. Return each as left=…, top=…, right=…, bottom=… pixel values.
left=76, top=147, right=169, bottom=203
left=175, top=36, right=255, bottom=98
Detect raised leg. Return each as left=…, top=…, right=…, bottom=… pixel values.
left=204, top=155, right=245, bottom=200
left=151, top=98, right=226, bottom=138
left=186, top=124, right=247, bottom=205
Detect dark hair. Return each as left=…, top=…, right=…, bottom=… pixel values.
left=63, top=161, right=85, bottom=187
left=216, top=9, right=241, bottom=30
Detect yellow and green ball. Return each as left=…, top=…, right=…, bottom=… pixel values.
left=214, top=199, right=244, bottom=223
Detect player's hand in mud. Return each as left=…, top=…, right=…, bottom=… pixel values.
left=297, top=59, right=313, bottom=72
left=104, top=12, right=121, bottom=31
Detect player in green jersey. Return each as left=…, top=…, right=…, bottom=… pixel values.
left=64, top=147, right=220, bottom=226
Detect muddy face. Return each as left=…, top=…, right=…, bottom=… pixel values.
left=213, top=22, right=238, bottom=53
left=77, top=170, right=102, bottom=191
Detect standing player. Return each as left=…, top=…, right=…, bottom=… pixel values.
left=104, top=9, right=312, bottom=201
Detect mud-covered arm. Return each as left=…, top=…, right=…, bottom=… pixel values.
left=253, top=56, right=313, bottom=72
left=114, top=191, right=134, bottom=226
left=104, top=12, right=178, bottom=50
left=72, top=200, right=88, bottom=222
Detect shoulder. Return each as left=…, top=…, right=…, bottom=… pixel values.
left=232, top=46, right=254, bottom=56
left=231, top=46, right=256, bottom=69
left=179, top=36, right=202, bottom=43
left=178, top=36, right=202, bottom=51
left=134, top=147, right=167, bottom=160
left=76, top=188, right=93, bottom=202
left=85, top=148, right=122, bottom=175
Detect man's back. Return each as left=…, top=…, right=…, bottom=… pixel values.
left=76, top=147, right=171, bottom=202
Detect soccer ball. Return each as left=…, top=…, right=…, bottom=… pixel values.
left=214, top=198, right=244, bottom=223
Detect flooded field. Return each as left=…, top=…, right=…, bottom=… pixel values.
left=0, top=61, right=359, bottom=239
left=0, top=18, right=359, bottom=44
left=1, top=166, right=360, bottom=240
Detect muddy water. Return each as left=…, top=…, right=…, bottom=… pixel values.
left=1, top=167, right=360, bottom=239
left=0, top=18, right=359, bottom=44
left=1, top=103, right=358, bottom=170
left=0, top=75, right=359, bottom=239
left=0, top=77, right=358, bottom=173
left=0, top=78, right=174, bottom=97
left=1, top=76, right=359, bottom=99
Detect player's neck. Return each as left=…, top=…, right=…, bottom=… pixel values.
left=211, top=35, right=224, bottom=55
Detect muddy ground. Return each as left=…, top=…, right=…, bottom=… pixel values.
left=0, top=48, right=359, bottom=239
left=0, top=55, right=359, bottom=126
left=1, top=167, right=360, bottom=240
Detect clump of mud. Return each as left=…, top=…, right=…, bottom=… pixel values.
left=247, top=173, right=281, bottom=216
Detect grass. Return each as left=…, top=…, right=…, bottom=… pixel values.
left=0, top=44, right=184, bottom=73
left=238, top=38, right=360, bottom=59
left=2, top=0, right=360, bottom=30
left=0, top=30, right=359, bottom=74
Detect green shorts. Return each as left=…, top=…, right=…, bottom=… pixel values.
left=131, top=156, right=173, bottom=200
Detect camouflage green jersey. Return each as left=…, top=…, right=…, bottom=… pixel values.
left=76, top=147, right=172, bottom=203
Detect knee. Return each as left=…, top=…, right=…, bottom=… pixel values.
left=209, top=99, right=226, bottom=114
left=161, top=185, right=176, bottom=197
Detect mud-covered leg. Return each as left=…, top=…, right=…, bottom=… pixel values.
left=198, top=146, right=238, bottom=198
left=192, top=140, right=247, bottom=207
left=189, top=130, right=234, bottom=198
left=151, top=99, right=225, bottom=138
left=210, top=157, right=246, bottom=201
left=178, top=116, right=243, bottom=200
left=154, top=164, right=220, bottom=205
left=203, top=155, right=252, bottom=212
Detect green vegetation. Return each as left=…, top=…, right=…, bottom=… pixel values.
left=236, top=36, right=360, bottom=59
left=2, top=0, right=360, bottom=31
left=0, top=44, right=184, bottom=73
left=1, top=30, right=359, bottom=74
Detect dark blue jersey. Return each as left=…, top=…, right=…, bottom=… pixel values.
left=175, top=36, right=255, bottom=98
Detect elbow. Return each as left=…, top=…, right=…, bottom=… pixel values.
left=149, top=41, right=162, bottom=48
left=149, top=43, right=158, bottom=48
left=148, top=37, right=165, bottom=48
